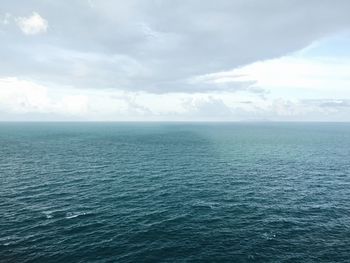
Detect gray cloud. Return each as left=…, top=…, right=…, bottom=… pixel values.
left=304, top=99, right=350, bottom=108
left=319, top=100, right=350, bottom=108
left=1, top=0, right=350, bottom=93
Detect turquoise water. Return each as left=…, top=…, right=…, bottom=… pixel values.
left=1, top=122, right=350, bottom=262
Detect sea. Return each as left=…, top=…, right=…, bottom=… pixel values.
left=1, top=122, right=350, bottom=262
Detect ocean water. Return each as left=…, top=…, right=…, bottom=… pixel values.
left=1, top=122, right=350, bottom=262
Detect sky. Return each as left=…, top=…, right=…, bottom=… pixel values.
left=1, top=0, right=350, bottom=121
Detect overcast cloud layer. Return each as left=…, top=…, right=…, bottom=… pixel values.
left=1, top=0, right=350, bottom=121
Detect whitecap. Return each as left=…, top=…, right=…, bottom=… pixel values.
left=262, top=232, right=277, bottom=240
left=43, top=211, right=54, bottom=219
left=65, top=212, right=87, bottom=219
left=192, top=201, right=219, bottom=209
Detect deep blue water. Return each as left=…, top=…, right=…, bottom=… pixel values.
left=1, top=122, right=350, bottom=262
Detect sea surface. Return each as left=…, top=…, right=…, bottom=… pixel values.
left=1, top=122, right=350, bottom=262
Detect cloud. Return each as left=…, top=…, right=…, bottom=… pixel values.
left=1, top=1, right=350, bottom=93
left=1, top=1, right=350, bottom=121
left=2, top=77, right=350, bottom=121
left=0, top=77, right=150, bottom=120
left=185, top=97, right=234, bottom=119
left=188, top=73, right=265, bottom=95
left=16, top=12, right=48, bottom=35
left=303, top=99, right=350, bottom=109
left=0, top=13, right=11, bottom=25
left=199, top=55, right=350, bottom=100
left=0, top=77, right=92, bottom=117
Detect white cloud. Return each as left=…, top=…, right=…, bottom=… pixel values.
left=0, top=77, right=51, bottom=113
left=16, top=12, right=48, bottom=35
left=0, top=78, right=142, bottom=119
left=1, top=77, right=350, bottom=121
left=60, top=95, right=89, bottom=115
left=0, top=78, right=89, bottom=116
left=194, top=54, right=350, bottom=100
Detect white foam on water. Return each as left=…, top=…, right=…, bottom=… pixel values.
left=65, top=212, right=87, bottom=219
left=43, top=211, right=54, bottom=219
